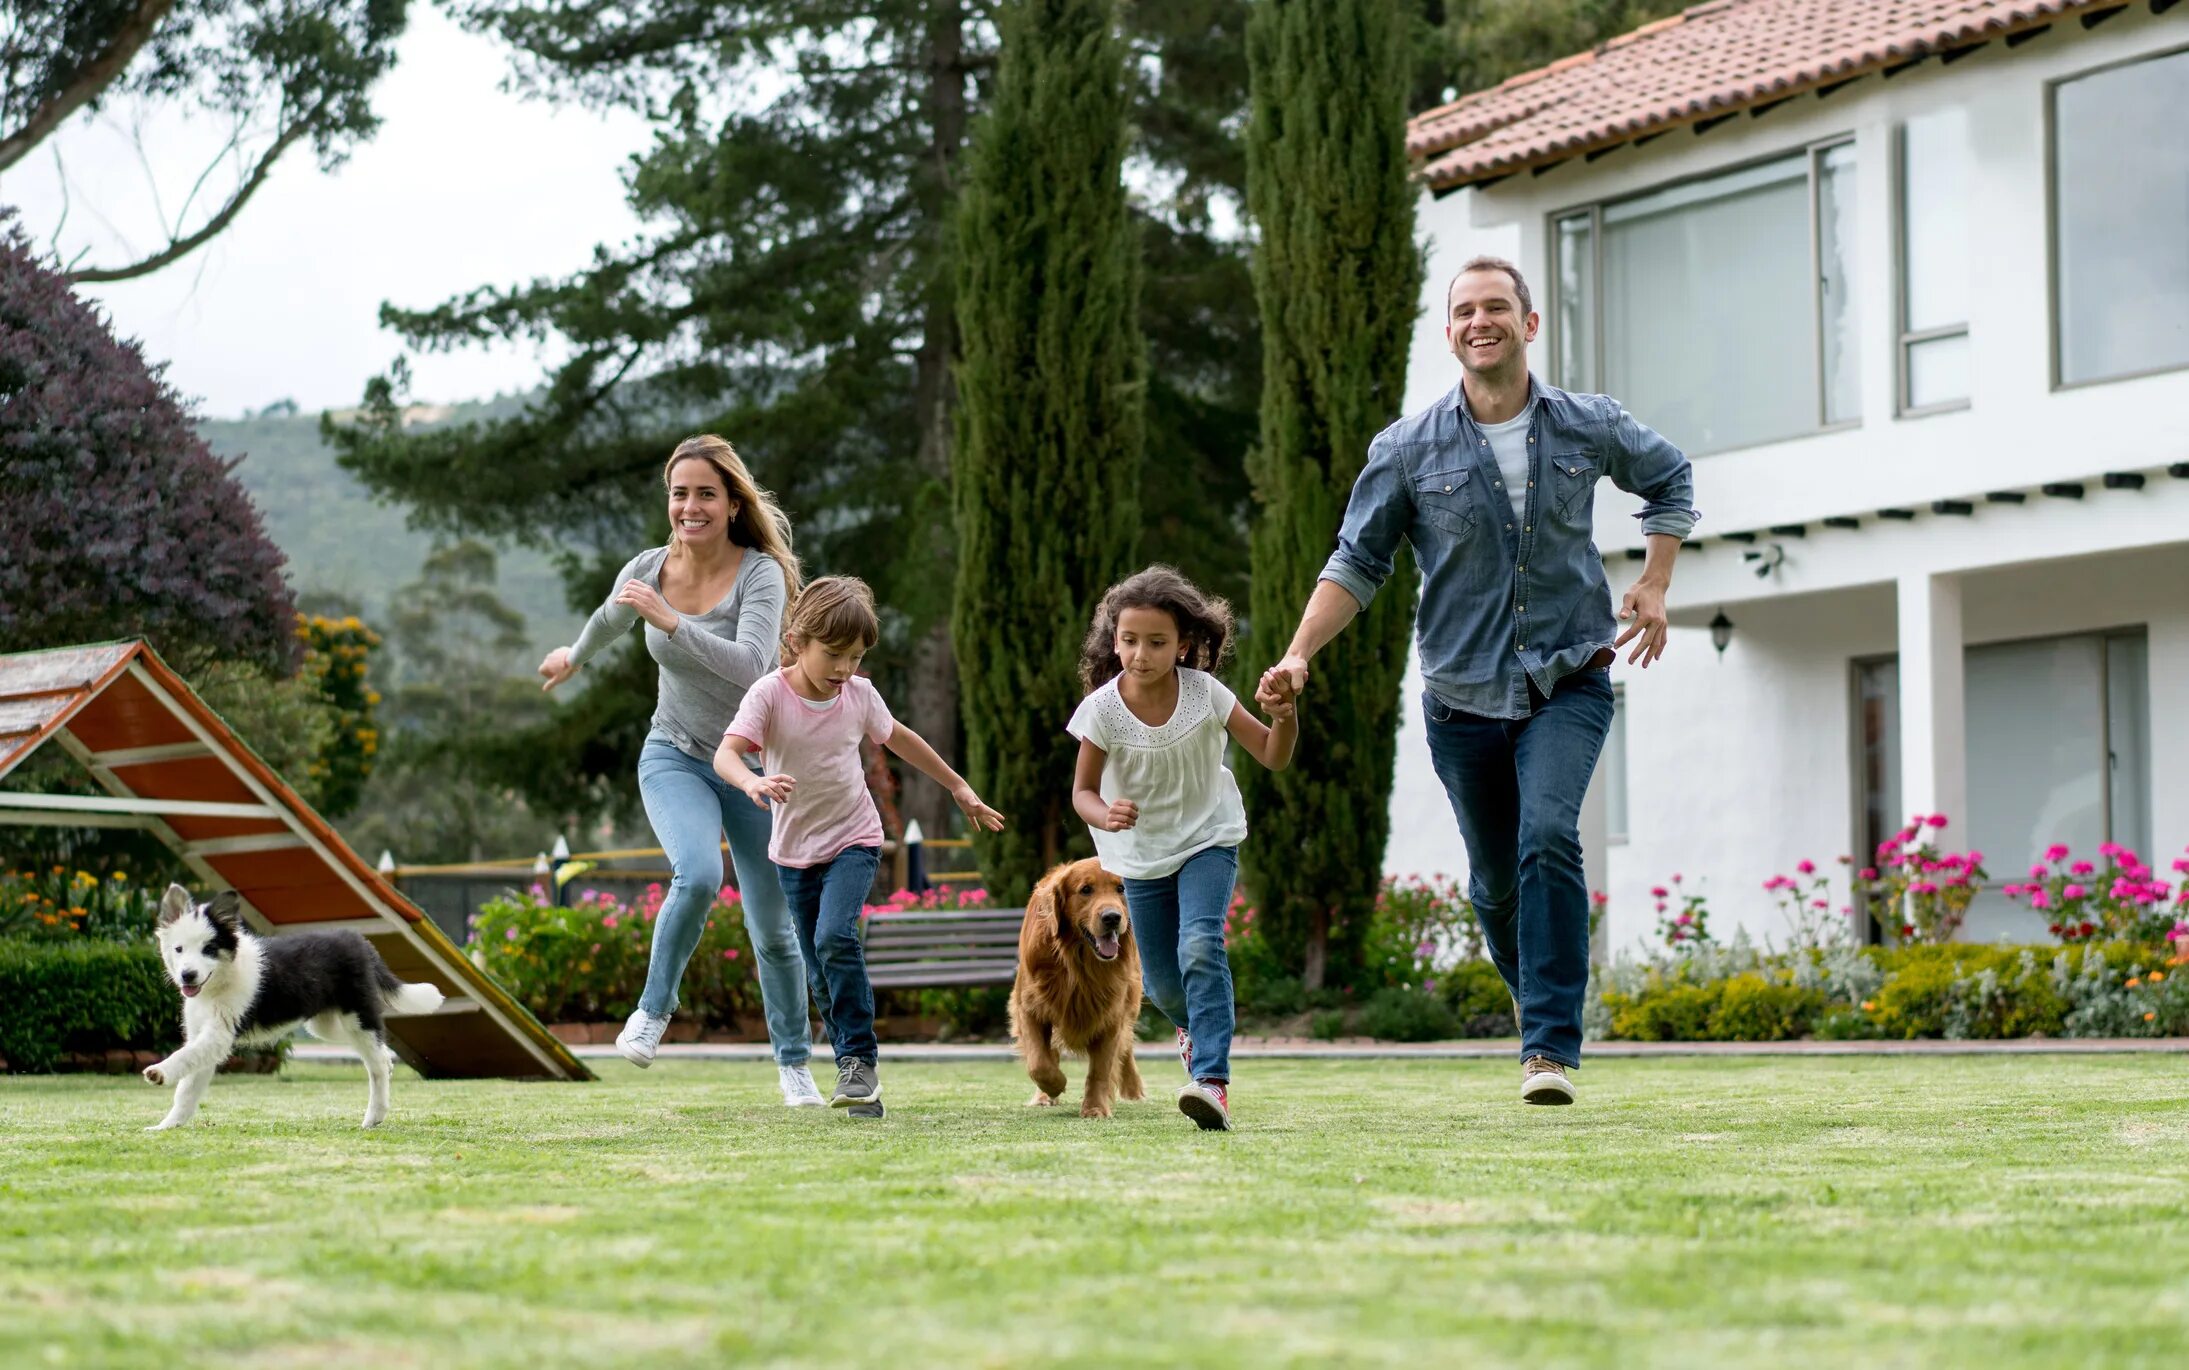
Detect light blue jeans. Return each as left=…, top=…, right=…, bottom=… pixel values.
left=635, top=736, right=811, bottom=1066
left=1124, top=845, right=1239, bottom=1083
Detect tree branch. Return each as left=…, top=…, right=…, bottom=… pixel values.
left=0, top=0, right=178, bottom=174
left=64, top=107, right=316, bottom=284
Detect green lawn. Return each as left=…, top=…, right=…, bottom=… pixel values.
left=4, top=1056, right=2187, bottom=1368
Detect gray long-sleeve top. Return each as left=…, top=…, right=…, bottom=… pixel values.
left=567, top=544, right=789, bottom=761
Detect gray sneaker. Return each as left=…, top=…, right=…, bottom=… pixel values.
left=845, top=1100, right=886, bottom=1120
left=830, top=1057, right=880, bottom=1107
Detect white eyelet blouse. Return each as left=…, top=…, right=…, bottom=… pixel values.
left=1066, top=668, right=1247, bottom=880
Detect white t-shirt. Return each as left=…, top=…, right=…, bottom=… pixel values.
left=1066, top=668, right=1248, bottom=880
left=1478, top=401, right=1534, bottom=520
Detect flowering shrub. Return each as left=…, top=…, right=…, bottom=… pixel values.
left=469, top=883, right=760, bottom=1027
left=1762, top=859, right=1853, bottom=951
left=2003, top=842, right=2183, bottom=945
left=1364, top=873, right=1481, bottom=991
left=0, top=867, right=161, bottom=943
left=1863, top=815, right=1987, bottom=945
left=1651, top=874, right=1711, bottom=948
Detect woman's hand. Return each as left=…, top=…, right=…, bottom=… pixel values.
left=538, top=647, right=577, bottom=692
left=1097, top=798, right=1139, bottom=833
left=614, top=579, right=680, bottom=633
left=952, top=784, right=1007, bottom=832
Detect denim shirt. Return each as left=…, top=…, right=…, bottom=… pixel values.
left=1319, top=375, right=1697, bottom=720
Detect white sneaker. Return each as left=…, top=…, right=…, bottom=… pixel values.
left=1521, top=1055, right=1576, bottom=1105
left=778, top=1064, right=826, bottom=1107
left=616, top=1009, right=671, bottom=1067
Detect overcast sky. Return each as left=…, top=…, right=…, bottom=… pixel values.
left=4, top=7, right=652, bottom=419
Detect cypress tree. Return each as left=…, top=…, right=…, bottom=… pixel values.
left=953, top=0, right=1144, bottom=903
left=1237, top=0, right=1421, bottom=989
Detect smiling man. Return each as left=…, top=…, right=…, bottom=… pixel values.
left=1257, top=255, right=1696, bottom=1105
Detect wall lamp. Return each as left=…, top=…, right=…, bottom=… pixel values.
left=1710, top=610, right=1734, bottom=656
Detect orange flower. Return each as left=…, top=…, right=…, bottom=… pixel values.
left=2144, top=1012, right=2157, bottom=1023
left=1860, top=1000, right=1875, bottom=1012
left=2149, top=970, right=2166, bottom=984
left=2126, top=977, right=2142, bottom=989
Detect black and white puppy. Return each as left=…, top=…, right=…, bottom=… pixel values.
left=146, top=884, right=444, bottom=1131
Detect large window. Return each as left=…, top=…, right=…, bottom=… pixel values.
left=2054, top=47, right=2189, bottom=386
left=1898, top=108, right=1971, bottom=412
left=1552, top=140, right=1859, bottom=455
left=1853, top=629, right=2151, bottom=942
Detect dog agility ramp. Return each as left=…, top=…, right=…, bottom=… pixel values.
left=0, top=641, right=591, bottom=1081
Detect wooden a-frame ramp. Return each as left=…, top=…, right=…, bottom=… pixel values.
left=0, top=641, right=590, bottom=1080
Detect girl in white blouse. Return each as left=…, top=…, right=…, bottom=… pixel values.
left=1067, top=566, right=1297, bottom=1131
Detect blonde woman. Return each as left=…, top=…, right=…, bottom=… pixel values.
left=537, top=435, right=822, bottom=1105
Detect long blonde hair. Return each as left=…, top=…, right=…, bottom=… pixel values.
left=662, top=435, right=803, bottom=600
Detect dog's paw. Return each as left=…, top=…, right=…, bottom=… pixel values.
left=1080, top=1099, right=1113, bottom=1120
left=145, top=1119, right=178, bottom=1132
left=1027, top=1090, right=1056, bottom=1107
left=1120, top=1080, right=1146, bottom=1102
left=142, top=1064, right=166, bottom=1086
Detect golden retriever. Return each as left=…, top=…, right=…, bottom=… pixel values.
left=1010, top=857, right=1145, bottom=1118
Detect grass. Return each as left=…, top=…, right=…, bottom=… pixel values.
left=4, top=1055, right=2188, bottom=1368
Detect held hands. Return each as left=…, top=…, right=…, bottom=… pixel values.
left=1096, top=798, right=1139, bottom=833
left=953, top=784, right=1008, bottom=833
left=1614, top=579, right=1671, bottom=667
left=742, top=773, right=796, bottom=809
left=614, top=579, right=679, bottom=633
left=1255, top=652, right=1308, bottom=717
left=538, top=647, right=577, bottom=692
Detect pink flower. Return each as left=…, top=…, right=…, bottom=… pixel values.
left=602, top=914, right=618, bottom=929
left=1590, top=891, right=1609, bottom=905
left=2002, top=884, right=2025, bottom=898
left=504, top=927, right=519, bottom=941
left=2031, top=892, right=2053, bottom=910
left=1910, top=881, right=1938, bottom=896
left=2071, top=861, right=2095, bottom=876
left=2030, top=864, right=2049, bottom=880
left=1859, top=867, right=1878, bottom=881
left=2099, top=841, right=2121, bottom=858
left=1796, top=860, right=1815, bottom=875
left=1926, top=814, right=1949, bottom=829
left=1675, top=912, right=1694, bottom=925
left=725, top=948, right=740, bottom=960
left=2062, top=884, right=2086, bottom=900
left=1650, top=886, right=1669, bottom=898
left=1812, top=899, right=1829, bottom=910
left=591, top=943, right=601, bottom=954
left=1671, top=873, right=1683, bottom=884
left=2045, top=844, right=2072, bottom=864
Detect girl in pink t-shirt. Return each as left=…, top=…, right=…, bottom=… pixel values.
left=717, top=577, right=1004, bottom=1118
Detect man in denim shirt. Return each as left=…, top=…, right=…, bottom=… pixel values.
left=1258, top=256, right=1696, bottom=1105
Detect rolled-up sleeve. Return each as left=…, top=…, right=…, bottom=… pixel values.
left=1600, top=398, right=1698, bottom=541
left=1319, top=435, right=1412, bottom=610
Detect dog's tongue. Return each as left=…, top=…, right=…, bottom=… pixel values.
left=181, top=984, right=200, bottom=998
left=1095, top=932, right=1120, bottom=960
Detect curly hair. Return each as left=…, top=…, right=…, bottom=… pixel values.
left=1078, top=565, right=1235, bottom=694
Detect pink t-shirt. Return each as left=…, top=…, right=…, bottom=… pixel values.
left=725, top=669, right=896, bottom=868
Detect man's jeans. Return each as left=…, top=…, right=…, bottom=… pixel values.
left=1124, top=845, right=1239, bottom=1083
left=636, top=737, right=812, bottom=1066
left=777, top=845, right=882, bottom=1065
left=1422, top=669, right=1614, bottom=1068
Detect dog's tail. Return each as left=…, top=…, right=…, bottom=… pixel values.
left=383, top=980, right=446, bottom=1017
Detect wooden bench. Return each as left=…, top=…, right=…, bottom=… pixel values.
left=862, top=907, right=1027, bottom=988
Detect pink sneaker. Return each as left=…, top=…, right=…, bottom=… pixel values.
left=1178, top=1078, right=1231, bottom=1131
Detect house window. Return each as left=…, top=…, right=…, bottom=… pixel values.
left=1898, top=108, right=1971, bottom=412
left=1854, top=630, right=2151, bottom=942
left=2054, top=47, right=2189, bottom=386
left=1552, top=139, right=1859, bottom=455
left=1603, top=686, right=1629, bottom=845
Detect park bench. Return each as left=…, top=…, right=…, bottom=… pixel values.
left=862, top=906, right=1027, bottom=988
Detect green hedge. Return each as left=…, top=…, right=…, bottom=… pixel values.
left=0, top=938, right=179, bottom=1072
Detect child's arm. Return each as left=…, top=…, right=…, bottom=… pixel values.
left=882, top=724, right=1006, bottom=831
left=713, top=732, right=794, bottom=809
left=1225, top=693, right=1298, bottom=773
left=1072, top=738, right=1138, bottom=832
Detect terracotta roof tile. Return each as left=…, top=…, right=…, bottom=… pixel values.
left=1411, top=0, right=2132, bottom=190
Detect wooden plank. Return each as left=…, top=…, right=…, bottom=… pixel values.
left=0, top=643, right=134, bottom=696
left=0, top=791, right=279, bottom=819
left=863, top=932, right=1024, bottom=952
left=63, top=671, right=197, bottom=752
left=0, top=699, right=68, bottom=733
left=85, top=741, right=213, bottom=766
left=865, top=909, right=1028, bottom=926
left=103, top=755, right=264, bottom=803
left=868, top=967, right=1017, bottom=988
left=866, top=948, right=1020, bottom=964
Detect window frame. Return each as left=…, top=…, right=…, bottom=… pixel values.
left=2047, top=42, right=2189, bottom=392
left=1893, top=113, right=1973, bottom=418
left=1604, top=684, right=1629, bottom=846
left=1548, top=134, right=1861, bottom=456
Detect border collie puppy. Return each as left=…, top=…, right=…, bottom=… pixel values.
left=146, top=884, right=444, bottom=1130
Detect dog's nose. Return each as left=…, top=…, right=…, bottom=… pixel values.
left=179, top=971, right=198, bottom=984
left=1100, top=909, right=1122, bottom=931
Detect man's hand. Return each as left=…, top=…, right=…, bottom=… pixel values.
left=1256, top=652, right=1308, bottom=713
left=743, top=773, right=795, bottom=808
left=1614, top=578, right=1670, bottom=667
left=1096, top=798, right=1139, bottom=833
left=952, top=784, right=1007, bottom=832
left=614, top=579, right=679, bottom=633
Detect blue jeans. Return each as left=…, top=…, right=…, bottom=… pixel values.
left=636, top=737, right=812, bottom=1066
left=777, top=845, right=882, bottom=1065
left=1124, top=845, right=1239, bottom=1083
left=1422, top=668, right=1614, bottom=1069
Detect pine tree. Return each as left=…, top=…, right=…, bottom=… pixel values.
left=1237, top=0, right=1421, bottom=989
left=953, top=0, right=1143, bottom=902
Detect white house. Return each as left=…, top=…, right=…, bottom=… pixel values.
left=1382, top=0, right=2189, bottom=953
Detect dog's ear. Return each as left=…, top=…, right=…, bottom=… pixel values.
left=203, top=891, right=243, bottom=931
left=1025, top=869, right=1067, bottom=950
left=158, top=884, right=192, bottom=927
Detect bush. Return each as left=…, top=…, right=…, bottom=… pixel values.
left=469, top=884, right=761, bottom=1027
left=1440, top=959, right=1515, bottom=1037
left=1360, top=986, right=1458, bottom=1042
left=1308, top=1010, right=1345, bottom=1042
left=1707, top=973, right=1827, bottom=1042
left=0, top=938, right=178, bottom=1072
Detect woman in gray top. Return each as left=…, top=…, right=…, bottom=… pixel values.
left=537, top=434, right=824, bottom=1106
